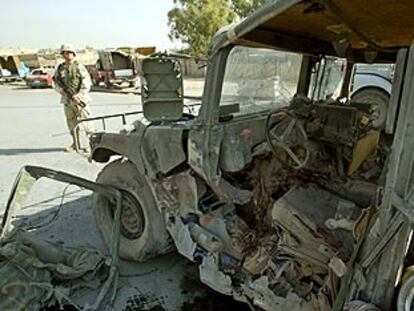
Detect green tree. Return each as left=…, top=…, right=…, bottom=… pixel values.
left=231, top=0, right=267, bottom=17
left=168, top=0, right=267, bottom=56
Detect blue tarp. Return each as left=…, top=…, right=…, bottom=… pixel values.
left=18, top=62, right=29, bottom=78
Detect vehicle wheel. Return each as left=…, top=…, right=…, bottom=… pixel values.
left=93, top=159, right=173, bottom=261
left=351, top=88, right=390, bottom=129
left=397, top=270, right=414, bottom=311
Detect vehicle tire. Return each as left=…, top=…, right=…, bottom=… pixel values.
left=397, top=270, right=414, bottom=311
left=351, top=88, right=390, bottom=129
left=93, top=159, right=173, bottom=261
left=104, top=80, right=112, bottom=89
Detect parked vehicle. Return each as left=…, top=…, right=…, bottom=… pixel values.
left=351, top=63, right=394, bottom=128
left=3, top=1, right=414, bottom=311
left=88, top=48, right=155, bottom=89
left=80, top=4, right=414, bottom=309
left=88, top=50, right=135, bottom=88
left=25, top=68, right=54, bottom=88
left=0, top=68, right=12, bottom=78
left=0, top=55, right=29, bottom=82
left=307, top=59, right=395, bottom=130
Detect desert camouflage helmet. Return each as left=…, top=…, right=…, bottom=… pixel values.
left=60, top=44, right=76, bottom=56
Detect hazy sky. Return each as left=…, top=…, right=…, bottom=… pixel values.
left=1, top=0, right=178, bottom=50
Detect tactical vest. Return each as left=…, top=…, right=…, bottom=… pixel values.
left=57, top=62, right=82, bottom=95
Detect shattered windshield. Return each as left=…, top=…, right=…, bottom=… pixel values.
left=220, top=46, right=302, bottom=116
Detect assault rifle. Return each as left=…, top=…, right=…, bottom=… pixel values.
left=53, top=75, right=86, bottom=108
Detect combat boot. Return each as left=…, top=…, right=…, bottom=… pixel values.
left=64, top=144, right=75, bottom=153
left=65, top=129, right=79, bottom=153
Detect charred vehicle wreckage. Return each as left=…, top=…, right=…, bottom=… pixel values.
left=3, top=0, right=414, bottom=310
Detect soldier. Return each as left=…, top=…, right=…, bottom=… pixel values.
left=54, top=43, right=94, bottom=152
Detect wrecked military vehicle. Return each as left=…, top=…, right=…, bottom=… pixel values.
left=3, top=0, right=414, bottom=310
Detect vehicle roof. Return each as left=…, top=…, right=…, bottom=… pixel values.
left=211, top=0, right=414, bottom=63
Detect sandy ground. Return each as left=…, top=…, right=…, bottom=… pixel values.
left=0, top=83, right=210, bottom=310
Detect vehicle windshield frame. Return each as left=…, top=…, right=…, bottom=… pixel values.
left=200, top=38, right=395, bottom=125
left=218, top=44, right=304, bottom=119
left=200, top=43, right=305, bottom=124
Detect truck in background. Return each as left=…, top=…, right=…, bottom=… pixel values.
left=316, top=60, right=394, bottom=129
left=0, top=55, right=30, bottom=82
left=88, top=47, right=156, bottom=89
left=351, top=63, right=394, bottom=129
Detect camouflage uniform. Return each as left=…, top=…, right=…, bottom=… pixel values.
left=54, top=60, right=94, bottom=149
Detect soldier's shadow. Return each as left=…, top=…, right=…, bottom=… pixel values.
left=0, top=147, right=63, bottom=156
left=11, top=85, right=50, bottom=90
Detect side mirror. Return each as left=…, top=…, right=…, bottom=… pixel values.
left=140, top=54, right=184, bottom=122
